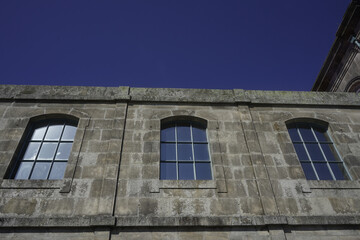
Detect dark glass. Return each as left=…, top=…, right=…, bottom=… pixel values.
left=293, top=144, right=309, bottom=160
left=44, top=125, right=63, bottom=140
left=329, top=163, right=347, bottom=180
left=320, top=144, right=337, bottom=161
left=177, top=144, right=193, bottom=161
left=195, top=162, right=212, bottom=180
left=314, top=163, right=333, bottom=180
left=14, top=162, right=33, bottom=179
left=55, top=143, right=73, bottom=160
left=160, top=162, right=176, bottom=180
left=178, top=163, right=194, bottom=180
left=313, top=127, right=328, bottom=142
left=177, top=123, right=191, bottom=142
left=61, top=125, right=77, bottom=141
left=300, top=162, right=317, bottom=180
left=160, top=143, right=176, bottom=161
left=299, top=126, right=316, bottom=142
left=48, top=162, right=67, bottom=179
left=288, top=128, right=301, bottom=142
left=37, top=143, right=58, bottom=160
left=305, top=143, right=325, bottom=161
left=194, top=144, right=209, bottom=161
left=161, top=126, right=175, bottom=142
left=30, top=162, right=51, bottom=179
left=192, top=126, right=207, bottom=142
left=23, top=142, right=41, bottom=160
left=31, top=126, right=46, bottom=140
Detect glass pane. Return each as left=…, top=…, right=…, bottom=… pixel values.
left=293, top=143, right=309, bottom=160
left=44, top=125, right=63, bottom=140
left=30, top=162, right=51, bottom=179
left=177, top=144, right=193, bottom=161
left=179, top=162, right=194, bottom=180
left=192, top=126, right=207, bottom=142
left=194, top=144, right=209, bottom=161
left=61, top=125, right=77, bottom=141
left=14, top=162, right=33, bottom=179
left=177, top=123, right=191, bottom=142
left=161, top=126, right=175, bottom=142
left=195, top=162, right=212, bottom=180
left=314, top=163, right=333, bottom=180
left=55, top=143, right=73, bottom=160
left=160, top=162, right=177, bottom=180
left=31, top=126, right=47, bottom=140
left=37, top=143, right=58, bottom=160
left=23, top=142, right=41, bottom=160
left=298, top=126, right=316, bottom=142
left=300, top=162, right=317, bottom=180
left=313, top=127, right=328, bottom=142
left=329, top=163, right=347, bottom=180
left=320, top=144, right=337, bottom=161
left=48, top=162, right=67, bottom=179
left=288, top=128, right=301, bottom=142
left=160, top=143, right=176, bottom=161
left=305, top=143, right=325, bottom=161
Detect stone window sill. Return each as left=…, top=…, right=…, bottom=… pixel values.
left=0, top=179, right=63, bottom=189
left=301, top=180, right=360, bottom=193
left=150, top=180, right=220, bottom=193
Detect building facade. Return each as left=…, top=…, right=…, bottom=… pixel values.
left=0, top=85, right=359, bottom=239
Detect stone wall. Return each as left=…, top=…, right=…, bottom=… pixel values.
left=0, top=85, right=359, bottom=239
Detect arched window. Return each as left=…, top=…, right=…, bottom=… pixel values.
left=287, top=121, right=350, bottom=180
left=10, top=118, right=78, bottom=180
left=160, top=117, right=212, bottom=180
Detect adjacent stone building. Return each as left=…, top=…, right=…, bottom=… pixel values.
left=1, top=1, right=360, bottom=239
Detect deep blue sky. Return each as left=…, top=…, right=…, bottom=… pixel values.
left=0, top=0, right=351, bottom=91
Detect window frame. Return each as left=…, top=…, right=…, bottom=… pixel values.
left=160, top=118, right=213, bottom=180
left=287, top=121, right=352, bottom=181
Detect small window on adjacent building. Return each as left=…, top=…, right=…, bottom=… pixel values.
left=10, top=118, right=78, bottom=180
left=160, top=119, right=212, bottom=180
left=287, top=122, right=351, bottom=180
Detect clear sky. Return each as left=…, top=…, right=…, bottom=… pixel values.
left=0, top=0, right=351, bottom=91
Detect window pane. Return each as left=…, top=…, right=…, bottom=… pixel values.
left=194, top=144, right=209, bottom=161
left=48, top=162, right=67, bottom=179
left=177, top=123, right=191, bottom=142
left=314, top=163, right=333, bottom=180
left=299, top=126, right=316, bottom=142
left=14, top=162, right=33, bottom=179
left=30, top=162, right=51, bottom=179
left=288, top=128, right=301, bottom=142
left=61, top=125, right=77, bottom=141
left=313, top=127, right=328, bottom=142
left=178, top=162, right=194, bottom=180
left=160, top=162, right=176, bottom=180
left=300, top=162, right=317, bottom=180
left=320, top=144, right=337, bottom=161
left=23, top=142, right=41, bottom=160
left=195, top=162, right=212, bottom=180
left=329, top=163, right=347, bottom=180
left=161, top=126, right=175, bottom=142
left=44, top=125, right=63, bottom=140
left=293, top=143, right=308, bottom=160
left=160, top=143, right=176, bottom=161
left=305, top=143, right=325, bottom=161
left=177, top=144, right=193, bottom=161
left=55, top=143, right=73, bottom=160
left=31, top=126, right=47, bottom=140
left=192, top=126, right=207, bottom=142
left=37, top=143, right=58, bottom=160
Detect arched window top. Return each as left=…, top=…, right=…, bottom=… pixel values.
left=9, top=116, right=79, bottom=180
left=286, top=118, right=328, bottom=129
left=286, top=120, right=351, bottom=181
left=345, top=76, right=360, bottom=93
left=160, top=116, right=212, bottom=180
left=161, top=116, right=207, bottom=128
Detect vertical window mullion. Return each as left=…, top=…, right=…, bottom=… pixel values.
left=46, top=123, right=66, bottom=180
left=190, top=123, right=196, bottom=180
left=29, top=123, right=49, bottom=180
left=311, top=126, right=336, bottom=180
left=175, top=124, right=179, bottom=180
left=297, top=126, right=320, bottom=180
